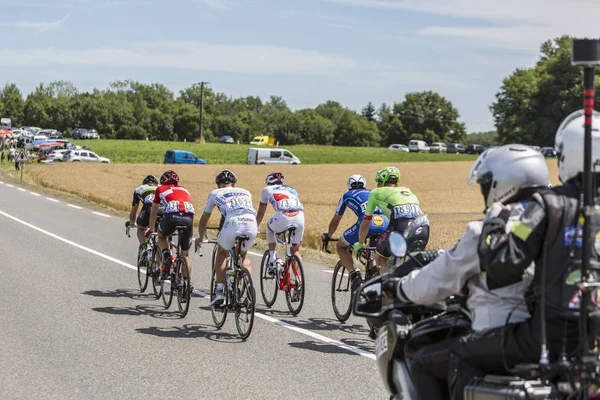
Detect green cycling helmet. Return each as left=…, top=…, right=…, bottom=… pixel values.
left=375, top=166, right=400, bottom=185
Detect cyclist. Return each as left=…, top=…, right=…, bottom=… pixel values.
left=146, top=170, right=195, bottom=281
left=126, top=175, right=158, bottom=245
left=355, top=166, right=429, bottom=273
left=195, top=170, right=258, bottom=307
left=322, top=174, right=389, bottom=289
left=256, top=172, right=305, bottom=275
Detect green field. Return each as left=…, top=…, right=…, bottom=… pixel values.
left=71, top=140, right=478, bottom=164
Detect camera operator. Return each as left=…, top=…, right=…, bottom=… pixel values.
left=392, top=144, right=551, bottom=399
left=445, top=110, right=600, bottom=399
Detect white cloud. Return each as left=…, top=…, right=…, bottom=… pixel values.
left=0, top=14, right=69, bottom=34
left=329, top=0, right=600, bottom=51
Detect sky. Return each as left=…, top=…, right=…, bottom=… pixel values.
left=1, top=0, right=599, bottom=133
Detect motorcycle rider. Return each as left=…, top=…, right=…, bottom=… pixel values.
left=445, top=110, right=600, bottom=399
left=392, top=144, right=551, bottom=399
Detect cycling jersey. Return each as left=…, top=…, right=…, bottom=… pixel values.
left=153, top=184, right=195, bottom=215
left=364, top=186, right=422, bottom=221
left=335, top=188, right=387, bottom=222
left=260, top=185, right=303, bottom=212
left=132, top=184, right=157, bottom=207
left=203, top=187, right=256, bottom=218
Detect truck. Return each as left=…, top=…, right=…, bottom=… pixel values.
left=249, top=135, right=275, bottom=146
left=246, top=147, right=301, bottom=165
left=0, top=118, right=11, bottom=137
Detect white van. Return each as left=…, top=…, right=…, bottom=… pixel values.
left=246, top=148, right=301, bottom=165
left=408, top=140, right=430, bottom=153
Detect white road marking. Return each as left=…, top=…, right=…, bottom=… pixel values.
left=6, top=184, right=13, bottom=187
left=46, top=197, right=59, bottom=202
left=0, top=181, right=3, bottom=184
left=18, top=188, right=26, bottom=192
left=0, top=208, right=375, bottom=360
left=322, top=269, right=334, bottom=274
left=67, top=204, right=82, bottom=209
left=30, top=192, right=41, bottom=197
left=92, top=211, right=110, bottom=218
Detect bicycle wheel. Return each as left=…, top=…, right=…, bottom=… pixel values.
left=210, top=264, right=227, bottom=328
left=285, top=255, right=305, bottom=315
left=151, top=247, right=163, bottom=299
left=161, top=270, right=174, bottom=309
left=211, top=243, right=219, bottom=272
left=234, top=268, right=256, bottom=339
left=137, top=243, right=149, bottom=292
left=176, top=257, right=191, bottom=317
left=259, top=250, right=278, bottom=307
left=331, top=261, right=352, bottom=322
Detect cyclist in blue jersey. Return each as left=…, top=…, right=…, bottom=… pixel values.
left=322, top=174, right=389, bottom=288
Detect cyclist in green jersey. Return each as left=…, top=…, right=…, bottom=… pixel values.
left=354, top=166, right=430, bottom=273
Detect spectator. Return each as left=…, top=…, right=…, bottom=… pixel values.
left=8, top=146, right=15, bottom=163
left=1, top=149, right=4, bottom=164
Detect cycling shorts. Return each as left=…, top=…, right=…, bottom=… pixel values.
left=158, top=213, right=194, bottom=251
left=267, top=210, right=305, bottom=246
left=136, top=205, right=152, bottom=228
left=218, top=213, right=258, bottom=252
left=376, top=218, right=430, bottom=259
left=341, top=214, right=389, bottom=246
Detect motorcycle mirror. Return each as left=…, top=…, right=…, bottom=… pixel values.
left=389, top=231, right=407, bottom=258
left=353, top=279, right=384, bottom=317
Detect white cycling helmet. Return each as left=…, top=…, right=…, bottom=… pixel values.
left=467, top=144, right=550, bottom=208
left=347, top=174, right=366, bottom=190
left=555, top=109, right=600, bottom=183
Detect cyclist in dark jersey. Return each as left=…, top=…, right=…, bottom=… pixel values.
left=355, top=166, right=430, bottom=273
left=126, top=175, right=158, bottom=245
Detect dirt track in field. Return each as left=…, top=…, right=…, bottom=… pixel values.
left=26, top=161, right=560, bottom=250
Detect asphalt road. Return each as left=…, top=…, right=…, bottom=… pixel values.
left=0, top=180, right=388, bottom=400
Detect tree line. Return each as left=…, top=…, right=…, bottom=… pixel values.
left=0, top=80, right=469, bottom=146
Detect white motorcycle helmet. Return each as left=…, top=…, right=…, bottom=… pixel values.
left=347, top=174, right=366, bottom=190
left=467, top=144, right=550, bottom=208
left=555, top=109, right=600, bottom=183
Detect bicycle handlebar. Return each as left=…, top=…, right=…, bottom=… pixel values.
left=321, top=237, right=339, bottom=254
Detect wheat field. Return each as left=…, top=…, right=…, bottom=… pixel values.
left=26, top=161, right=560, bottom=250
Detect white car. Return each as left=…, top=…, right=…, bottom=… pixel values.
left=48, top=149, right=69, bottom=162
left=388, top=144, right=409, bottom=152
left=408, top=140, right=430, bottom=153
left=62, top=150, right=110, bottom=163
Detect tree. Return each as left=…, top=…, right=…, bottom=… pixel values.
left=362, top=101, right=376, bottom=122
left=464, top=131, right=499, bottom=147
left=0, top=84, right=24, bottom=126
left=393, top=91, right=466, bottom=144
left=491, top=35, right=600, bottom=146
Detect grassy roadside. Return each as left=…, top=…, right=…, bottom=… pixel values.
left=72, top=139, right=479, bottom=164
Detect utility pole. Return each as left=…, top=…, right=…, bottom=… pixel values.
left=193, top=81, right=210, bottom=143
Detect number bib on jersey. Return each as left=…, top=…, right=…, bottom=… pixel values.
left=165, top=200, right=195, bottom=214
left=276, top=198, right=303, bottom=211
left=226, top=196, right=253, bottom=213
left=391, top=204, right=422, bottom=219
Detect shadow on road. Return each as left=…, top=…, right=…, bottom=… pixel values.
left=136, top=324, right=243, bottom=343
left=92, top=304, right=182, bottom=320
left=82, top=288, right=152, bottom=301
left=288, top=340, right=361, bottom=356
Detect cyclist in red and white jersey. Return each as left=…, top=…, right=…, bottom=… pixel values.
left=147, top=170, right=195, bottom=281
left=256, top=172, right=305, bottom=275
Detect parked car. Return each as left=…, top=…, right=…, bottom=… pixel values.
left=24, top=134, right=48, bottom=151
left=163, top=150, right=207, bottom=164
left=71, top=128, right=88, bottom=139
left=62, top=150, right=110, bottom=163
left=246, top=147, right=301, bottom=165
left=39, top=129, right=62, bottom=139
left=48, top=149, right=69, bottom=162
left=429, top=142, right=447, bottom=153
left=388, top=144, right=409, bottom=152
left=465, top=144, right=486, bottom=154
left=531, top=145, right=541, bottom=151
left=218, top=135, right=235, bottom=144
left=408, top=140, right=430, bottom=153
left=9, top=128, right=25, bottom=138
left=447, top=143, right=465, bottom=154
left=540, top=147, right=557, bottom=157
left=88, top=129, right=99, bottom=139
left=22, top=126, right=42, bottom=134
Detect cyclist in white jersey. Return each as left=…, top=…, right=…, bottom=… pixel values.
left=196, top=170, right=258, bottom=307
left=256, top=172, right=305, bottom=274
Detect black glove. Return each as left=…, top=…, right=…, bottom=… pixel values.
left=125, top=221, right=131, bottom=228
left=321, top=233, right=330, bottom=242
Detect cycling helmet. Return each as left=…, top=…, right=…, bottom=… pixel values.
left=467, top=144, right=549, bottom=208
left=375, top=166, right=400, bottom=185
left=266, top=172, right=284, bottom=185
left=142, top=175, right=158, bottom=186
left=555, top=109, right=600, bottom=183
left=160, top=170, right=179, bottom=185
left=216, top=169, right=237, bottom=185
left=347, top=174, right=366, bottom=190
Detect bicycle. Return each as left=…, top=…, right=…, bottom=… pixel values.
left=207, top=235, right=256, bottom=339
left=259, top=227, right=306, bottom=315
left=157, top=225, right=192, bottom=317
left=322, top=234, right=381, bottom=322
